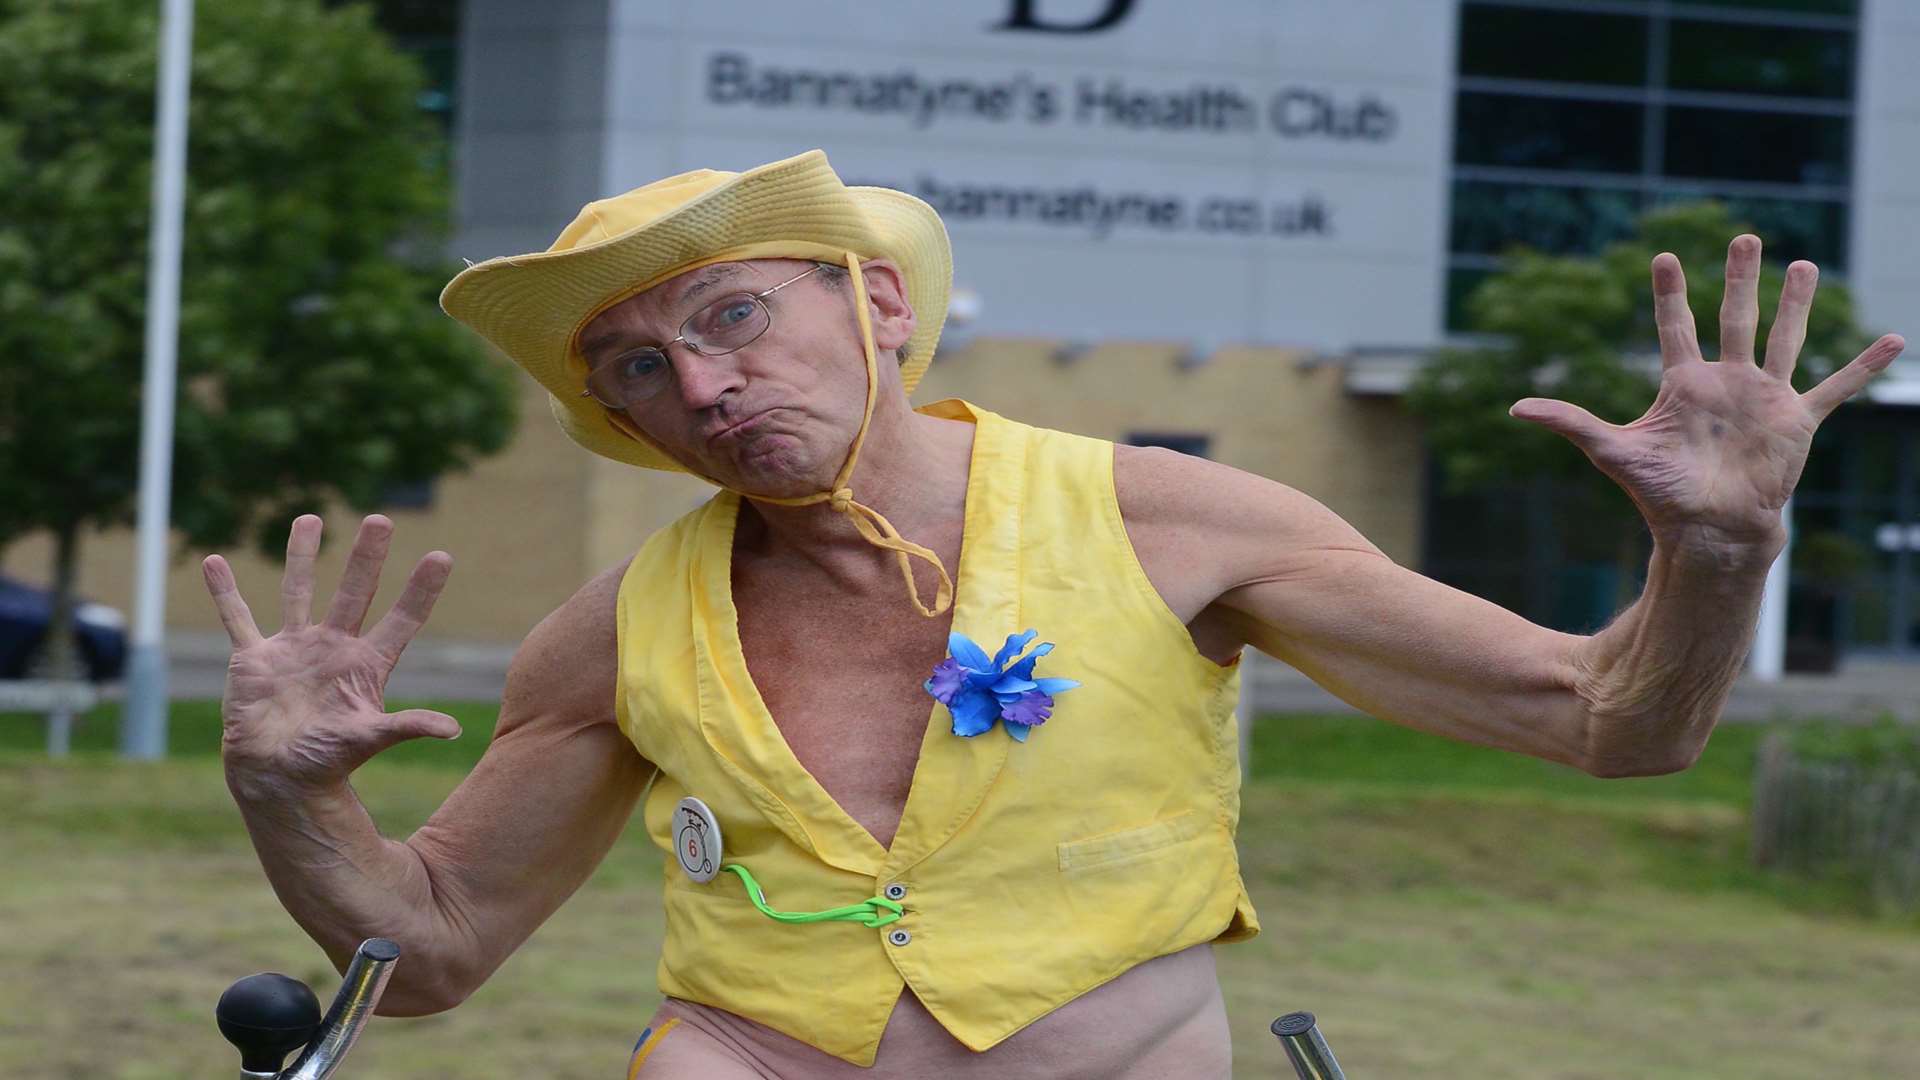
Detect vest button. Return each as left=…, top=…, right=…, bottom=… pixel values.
left=884, top=883, right=907, bottom=901
left=887, top=929, right=912, bottom=947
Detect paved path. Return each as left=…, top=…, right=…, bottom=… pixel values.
left=157, top=632, right=512, bottom=703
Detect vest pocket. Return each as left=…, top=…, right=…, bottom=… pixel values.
left=1057, top=810, right=1205, bottom=874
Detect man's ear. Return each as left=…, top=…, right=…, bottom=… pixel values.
left=858, top=259, right=917, bottom=355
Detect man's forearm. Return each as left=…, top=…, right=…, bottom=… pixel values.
left=228, top=774, right=472, bottom=1015
left=1570, top=524, right=1785, bottom=777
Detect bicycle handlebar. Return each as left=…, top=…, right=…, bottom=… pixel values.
left=1272, top=1010, right=1346, bottom=1080
left=215, top=938, right=399, bottom=1080
left=220, top=942, right=1343, bottom=1078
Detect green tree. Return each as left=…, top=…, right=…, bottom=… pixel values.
left=0, top=0, right=515, bottom=691
left=1406, top=203, right=1875, bottom=608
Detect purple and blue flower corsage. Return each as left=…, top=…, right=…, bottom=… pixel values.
left=924, top=629, right=1080, bottom=742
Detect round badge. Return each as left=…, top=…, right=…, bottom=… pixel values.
left=672, top=797, right=724, bottom=883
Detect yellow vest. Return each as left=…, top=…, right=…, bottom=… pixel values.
left=613, top=400, right=1260, bottom=1067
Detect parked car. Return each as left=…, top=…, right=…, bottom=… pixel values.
left=0, top=576, right=128, bottom=682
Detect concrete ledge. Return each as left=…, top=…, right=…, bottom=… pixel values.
left=145, top=632, right=1920, bottom=720
left=1242, top=653, right=1920, bottom=724
left=164, top=631, right=517, bottom=672
left=0, top=681, right=101, bottom=712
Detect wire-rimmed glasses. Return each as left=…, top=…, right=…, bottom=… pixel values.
left=578, top=263, right=824, bottom=409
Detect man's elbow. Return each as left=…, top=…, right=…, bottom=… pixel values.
left=1580, top=726, right=1705, bottom=779
left=354, top=913, right=490, bottom=1017
left=374, top=980, right=467, bottom=1017
left=368, top=946, right=484, bottom=1016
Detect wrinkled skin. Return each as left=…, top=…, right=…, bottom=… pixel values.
left=207, top=514, right=457, bottom=799
left=1510, top=236, right=1905, bottom=548
left=575, top=258, right=917, bottom=499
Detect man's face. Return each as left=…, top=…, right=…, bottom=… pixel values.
left=576, top=258, right=916, bottom=496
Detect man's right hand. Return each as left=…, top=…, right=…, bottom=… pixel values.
left=202, top=514, right=462, bottom=800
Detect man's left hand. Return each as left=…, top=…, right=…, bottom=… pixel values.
left=1510, top=234, right=1905, bottom=549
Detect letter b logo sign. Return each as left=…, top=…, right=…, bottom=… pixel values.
left=994, top=0, right=1137, bottom=34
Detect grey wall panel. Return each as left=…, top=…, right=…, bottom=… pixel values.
left=592, top=0, right=1457, bottom=350
left=455, top=0, right=613, bottom=257
left=1851, top=0, right=1920, bottom=344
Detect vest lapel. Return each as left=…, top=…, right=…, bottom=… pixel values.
left=881, top=401, right=1025, bottom=880
left=691, top=491, right=889, bottom=876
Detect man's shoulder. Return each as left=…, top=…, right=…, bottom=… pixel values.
left=1110, top=441, right=1243, bottom=530
left=1110, top=443, right=1383, bottom=592
left=497, top=557, right=636, bottom=733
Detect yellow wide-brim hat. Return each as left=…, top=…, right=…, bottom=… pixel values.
left=438, top=149, right=953, bottom=473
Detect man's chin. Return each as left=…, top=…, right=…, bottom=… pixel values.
left=718, top=439, right=832, bottom=500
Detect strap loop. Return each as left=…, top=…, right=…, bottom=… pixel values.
left=723, top=864, right=904, bottom=928
left=757, top=251, right=954, bottom=617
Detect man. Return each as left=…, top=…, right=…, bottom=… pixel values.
left=202, top=151, right=1904, bottom=1078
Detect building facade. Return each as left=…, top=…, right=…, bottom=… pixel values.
left=11, top=0, right=1916, bottom=659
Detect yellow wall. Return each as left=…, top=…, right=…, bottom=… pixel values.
left=3, top=374, right=594, bottom=648
left=3, top=340, right=1424, bottom=646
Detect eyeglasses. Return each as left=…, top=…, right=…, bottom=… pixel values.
left=579, top=263, right=824, bottom=409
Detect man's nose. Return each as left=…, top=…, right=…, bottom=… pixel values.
left=670, top=347, right=746, bottom=411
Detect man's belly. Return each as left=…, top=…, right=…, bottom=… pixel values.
left=635, top=942, right=1231, bottom=1079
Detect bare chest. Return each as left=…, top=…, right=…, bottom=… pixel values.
left=733, top=563, right=955, bottom=851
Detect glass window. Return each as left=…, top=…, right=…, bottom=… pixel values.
left=1681, top=0, right=1856, bottom=15
left=1455, top=93, right=1645, bottom=173
left=1451, top=181, right=1645, bottom=257
left=1798, top=421, right=1853, bottom=498
left=1689, top=191, right=1850, bottom=265
left=1719, top=195, right=1847, bottom=268
left=1458, top=5, right=1648, bottom=86
left=1667, top=20, right=1853, bottom=99
left=1662, top=107, right=1850, bottom=184
left=380, top=480, right=436, bottom=510
left=1125, top=433, right=1211, bottom=458
left=326, top=0, right=459, bottom=125
left=1444, top=265, right=1500, bottom=332
left=408, top=40, right=458, bottom=121
left=332, top=0, right=459, bottom=38
left=1649, top=189, right=1847, bottom=267
left=1858, top=424, right=1901, bottom=497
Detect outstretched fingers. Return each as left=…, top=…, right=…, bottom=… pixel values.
left=202, top=554, right=264, bottom=649
left=1803, top=334, right=1907, bottom=421
left=364, top=551, right=454, bottom=662
left=1764, top=261, right=1819, bottom=382
left=322, top=515, right=395, bottom=636
left=1718, top=235, right=1761, bottom=365
left=281, top=514, right=322, bottom=632
left=1652, top=252, right=1703, bottom=369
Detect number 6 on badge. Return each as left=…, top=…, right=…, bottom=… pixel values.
left=674, top=797, right=724, bottom=883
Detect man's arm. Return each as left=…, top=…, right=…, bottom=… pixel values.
left=1117, top=237, right=1901, bottom=779
left=210, top=516, right=651, bottom=1015
left=398, top=559, right=654, bottom=1008
left=1119, top=445, right=1766, bottom=778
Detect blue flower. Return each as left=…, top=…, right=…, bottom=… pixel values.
left=923, top=629, right=1080, bottom=742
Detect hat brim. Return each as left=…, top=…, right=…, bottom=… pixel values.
left=439, top=151, right=952, bottom=472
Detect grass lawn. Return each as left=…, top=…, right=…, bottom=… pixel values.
left=2, top=705, right=1916, bottom=1078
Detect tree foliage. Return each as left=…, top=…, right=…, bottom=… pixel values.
left=1406, top=202, right=1874, bottom=545
left=0, top=0, right=515, bottom=558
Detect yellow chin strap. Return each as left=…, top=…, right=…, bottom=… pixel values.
left=608, top=252, right=954, bottom=618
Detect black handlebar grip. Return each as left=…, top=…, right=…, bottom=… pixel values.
left=1272, top=1011, right=1318, bottom=1037
left=216, top=972, right=323, bottom=1073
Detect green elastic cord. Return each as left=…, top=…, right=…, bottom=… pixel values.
left=722, top=864, right=904, bottom=928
